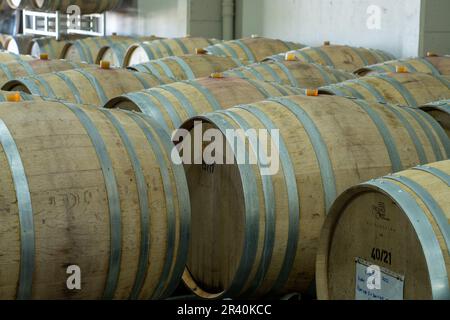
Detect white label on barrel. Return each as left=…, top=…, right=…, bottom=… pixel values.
left=355, top=258, right=404, bottom=300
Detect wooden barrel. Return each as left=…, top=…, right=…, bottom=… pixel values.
left=31, top=36, right=82, bottom=59
left=0, top=89, right=42, bottom=101
left=319, top=72, right=450, bottom=108
left=95, top=36, right=162, bottom=68
left=178, top=95, right=450, bottom=299
left=3, top=34, right=36, bottom=55
left=0, top=101, right=189, bottom=300
left=5, top=0, right=24, bottom=9
left=316, top=160, right=450, bottom=300
left=0, top=34, right=9, bottom=48
left=123, top=37, right=221, bottom=67
left=420, top=100, right=450, bottom=138
left=285, top=44, right=396, bottom=72
left=0, top=58, right=91, bottom=87
left=224, top=60, right=357, bottom=88
left=61, top=36, right=157, bottom=64
left=205, top=37, right=304, bottom=63
left=0, top=51, right=35, bottom=63
left=2, top=67, right=171, bottom=105
left=128, top=54, right=247, bottom=81
left=105, top=76, right=303, bottom=133
left=355, top=55, right=450, bottom=76
left=8, top=0, right=122, bottom=14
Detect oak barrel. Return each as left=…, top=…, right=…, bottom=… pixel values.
left=95, top=36, right=162, bottom=68
left=316, top=160, right=450, bottom=300
left=178, top=95, right=450, bottom=299
left=61, top=36, right=156, bottom=64
left=0, top=90, right=42, bottom=101
left=224, top=60, right=357, bottom=88
left=0, top=101, right=189, bottom=299
left=420, top=100, right=450, bottom=138
left=128, top=54, right=247, bottom=81
left=0, top=51, right=35, bottom=63
left=123, top=37, right=220, bottom=67
left=3, top=34, right=36, bottom=55
left=3, top=67, right=171, bottom=105
left=8, top=0, right=122, bottom=14
left=205, top=37, right=304, bottom=63
left=283, top=44, right=396, bottom=72
left=105, top=76, right=303, bottom=133
left=0, top=58, right=91, bottom=87
left=319, top=72, right=450, bottom=107
left=31, top=36, right=83, bottom=59
left=6, top=0, right=26, bottom=9
left=0, top=34, right=9, bottom=48
left=355, top=55, right=450, bottom=76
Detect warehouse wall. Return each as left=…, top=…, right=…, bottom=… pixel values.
left=109, top=0, right=222, bottom=38
left=188, top=0, right=223, bottom=39
left=419, top=0, right=450, bottom=55
left=136, top=0, right=189, bottom=37
left=236, top=0, right=425, bottom=58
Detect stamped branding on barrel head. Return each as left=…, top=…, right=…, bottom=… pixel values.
left=372, top=202, right=390, bottom=222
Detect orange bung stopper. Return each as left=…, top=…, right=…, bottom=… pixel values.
left=210, top=72, right=224, bottom=79
left=396, top=65, right=408, bottom=73
left=7, top=92, right=21, bottom=102
left=306, top=89, right=319, bottom=97
left=285, top=52, right=297, bottom=61
left=40, top=53, right=49, bottom=60
left=323, top=41, right=331, bottom=46
left=196, top=48, right=208, bottom=55
left=100, top=60, right=111, bottom=70
left=426, top=51, right=438, bottom=57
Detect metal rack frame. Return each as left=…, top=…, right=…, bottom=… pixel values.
left=22, top=10, right=106, bottom=40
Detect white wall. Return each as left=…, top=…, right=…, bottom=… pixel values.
left=106, top=0, right=223, bottom=39
left=236, top=0, right=425, bottom=58
left=137, top=0, right=189, bottom=37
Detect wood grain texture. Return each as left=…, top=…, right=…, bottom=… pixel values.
left=0, top=51, right=35, bottom=63
left=355, top=56, right=450, bottom=76
left=31, top=36, right=83, bottom=60
left=319, top=72, right=450, bottom=107
left=61, top=36, right=157, bottom=64
left=317, top=160, right=450, bottom=300
left=105, top=76, right=303, bottom=133
left=420, top=100, right=450, bottom=138
left=123, top=38, right=221, bottom=67
left=290, top=45, right=396, bottom=72
left=225, top=60, right=356, bottom=88
left=129, top=54, right=247, bottom=81
left=0, top=90, right=42, bottom=101
left=95, top=36, right=162, bottom=68
left=0, top=58, right=92, bottom=87
left=3, top=34, right=35, bottom=55
left=0, top=101, right=189, bottom=300
left=2, top=67, right=171, bottom=106
left=205, top=37, right=304, bottom=63
left=179, top=95, right=450, bottom=299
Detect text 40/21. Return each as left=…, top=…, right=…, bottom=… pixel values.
left=177, top=305, right=272, bottom=318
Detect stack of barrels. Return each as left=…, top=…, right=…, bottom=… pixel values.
left=0, top=30, right=449, bottom=301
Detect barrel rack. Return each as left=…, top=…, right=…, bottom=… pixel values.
left=22, top=9, right=106, bottom=40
